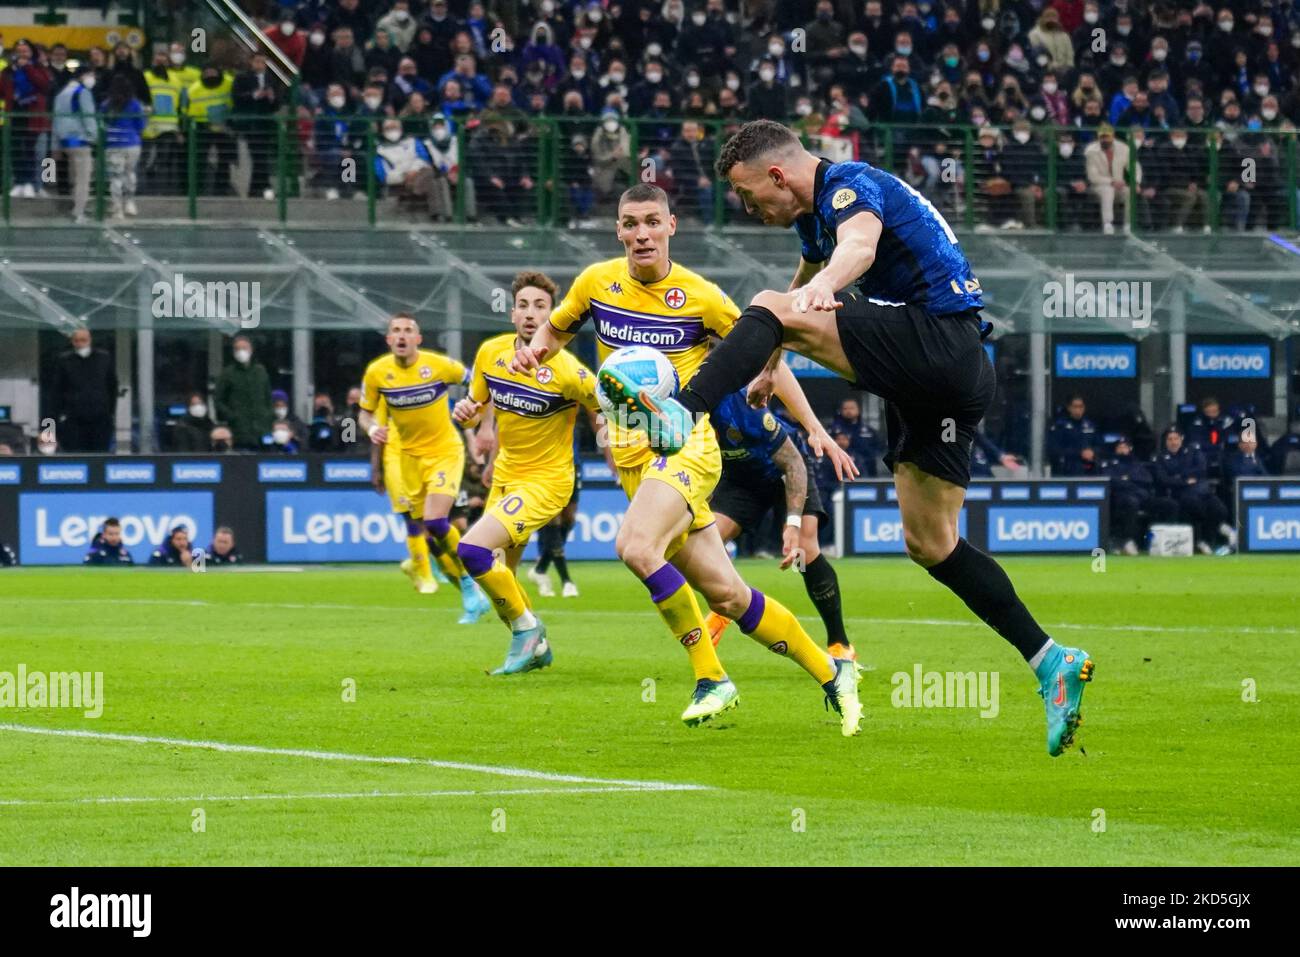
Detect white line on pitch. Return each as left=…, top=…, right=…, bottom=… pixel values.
left=0, top=785, right=676, bottom=807
left=0, top=723, right=711, bottom=792
left=5, top=596, right=1291, bottom=637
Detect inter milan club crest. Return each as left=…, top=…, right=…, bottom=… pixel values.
left=536, top=366, right=554, bottom=384
left=664, top=287, right=686, bottom=309
left=419, top=365, right=432, bottom=379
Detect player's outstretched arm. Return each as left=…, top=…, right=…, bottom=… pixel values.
left=792, top=212, right=882, bottom=313
left=511, top=322, right=573, bottom=374
left=768, top=360, right=859, bottom=482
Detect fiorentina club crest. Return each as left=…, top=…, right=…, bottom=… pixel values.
left=664, top=287, right=686, bottom=309
left=536, top=366, right=554, bottom=384
left=419, top=365, right=432, bottom=379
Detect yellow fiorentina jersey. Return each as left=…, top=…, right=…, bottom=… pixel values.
left=469, top=333, right=598, bottom=485
left=549, top=257, right=740, bottom=465
left=360, top=349, right=466, bottom=458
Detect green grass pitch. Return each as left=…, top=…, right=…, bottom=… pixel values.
left=0, top=556, right=1296, bottom=866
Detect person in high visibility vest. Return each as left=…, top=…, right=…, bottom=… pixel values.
left=167, top=42, right=201, bottom=90
left=143, top=47, right=184, bottom=195
left=186, top=65, right=235, bottom=195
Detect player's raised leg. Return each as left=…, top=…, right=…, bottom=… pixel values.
left=671, top=521, right=861, bottom=736
left=614, top=478, right=737, bottom=726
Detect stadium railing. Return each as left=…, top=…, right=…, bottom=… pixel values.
left=3, top=111, right=1297, bottom=233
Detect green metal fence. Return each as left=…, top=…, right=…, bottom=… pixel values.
left=2, top=111, right=1296, bottom=232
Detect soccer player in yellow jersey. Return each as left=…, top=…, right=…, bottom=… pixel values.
left=359, top=313, right=491, bottom=624
left=452, top=271, right=604, bottom=674
left=512, top=183, right=864, bottom=734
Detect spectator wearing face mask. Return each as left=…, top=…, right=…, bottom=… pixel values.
left=84, top=518, right=134, bottom=566
left=554, top=53, right=599, bottom=113
left=376, top=0, right=417, bottom=53
left=172, top=392, right=217, bottom=452
left=1155, top=128, right=1210, bottom=233
left=314, top=83, right=358, bottom=199
left=149, top=524, right=196, bottom=566
left=374, top=116, right=451, bottom=220
left=1246, top=131, right=1286, bottom=231
left=209, top=425, right=234, bottom=453
left=269, top=389, right=307, bottom=446
left=1000, top=120, right=1046, bottom=229
left=1052, top=132, right=1091, bottom=230
left=629, top=58, right=672, bottom=116
left=870, top=55, right=923, bottom=124
left=590, top=109, right=630, bottom=204
left=50, top=327, right=118, bottom=452
left=745, top=56, right=788, bottom=120
left=804, top=1, right=845, bottom=58
left=266, top=16, right=306, bottom=67
left=308, top=392, right=339, bottom=451
left=301, top=24, right=333, bottom=91
left=834, top=31, right=878, bottom=101
left=389, top=56, right=431, bottom=112
left=678, top=2, right=736, bottom=81
left=425, top=114, right=474, bottom=219
left=186, top=66, right=236, bottom=196
left=51, top=64, right=97, bottom=222
left=214, top=335, right=272, bottom=451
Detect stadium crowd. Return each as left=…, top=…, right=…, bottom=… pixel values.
left=2, top=0, right=1298, bottom=227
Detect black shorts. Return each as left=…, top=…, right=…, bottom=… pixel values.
left=712, top=456, right=827, bottom=531
left=835, top=296, right=995, bottom=488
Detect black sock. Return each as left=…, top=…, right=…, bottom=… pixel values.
left=926, top=538, right=1050, bottom=662
left=552, top=553, right=570, bottom=584
left=801, top=554, right=849, bottom=648
left=678, top=304, right=783, bottom=417
left=535, top=525, right=556, bottom=573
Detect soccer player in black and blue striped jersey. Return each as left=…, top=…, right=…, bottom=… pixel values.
left=598, top=121, right=1094, bottom=757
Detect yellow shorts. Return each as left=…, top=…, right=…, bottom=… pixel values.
left=397, top=447, right=465, bottom=519
left=617, top=414, right=721, bottom=540
left=484, top=474, right=574, bottom=547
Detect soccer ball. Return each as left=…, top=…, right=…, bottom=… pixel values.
left=596, top=345, right=680, bottom=417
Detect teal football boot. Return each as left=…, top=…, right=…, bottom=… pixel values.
left=597, top=365, right=693, bottom=456
left=1035, top=644, right=1095, bottom=756
left=490, top=622, right=552, bottom=676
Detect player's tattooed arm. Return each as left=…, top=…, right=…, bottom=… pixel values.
left=773, top=436, right=808, bottom=515
left=792, top=211, right=882, bottom=313
left=768, top=361, right=859, bottom=482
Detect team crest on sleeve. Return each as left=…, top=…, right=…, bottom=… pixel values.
left=832, top=188, right=857, bottom=210
left=419, top=365, right=432, bottom=379
left=726, top=426, right=743, bottom=444
left=762, top=412, right=777, bottom=431
left=664, top=287, right=686, bottom=309
left=536, top=366, right=554, bottom=384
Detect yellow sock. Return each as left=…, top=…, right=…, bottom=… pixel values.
left=433, top=523, right=468, bottom=578
left=740, top=589, right=834, bottom=684
left=406, top=534, right=431, bottom=579
left=474, top=561, right=529, bottom=625
left=648, top=581, right=726, bottom=682
left=434, top=549, right=462, bottom=584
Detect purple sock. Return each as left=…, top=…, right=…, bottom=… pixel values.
left=404, top=517, right=423, bottom=537
left=458, top=542, right=494, bottom=577
left=737, top=588, right=765, bottom=634
left=425, top=517, right=451, bottom=540
left=642, top=563, right=686, bottom=603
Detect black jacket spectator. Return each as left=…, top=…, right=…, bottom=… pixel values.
left=84, top=531, right=134, bottom=566
left=1047, top=408, right=1097, bottom=475
left=50, top=334, right=118, bottom=452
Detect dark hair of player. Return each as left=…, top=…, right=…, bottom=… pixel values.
left=512, top=270, right=559, bottom=304
left=388, top=311, right=419, bottom=331
left=714, top=119, right=801, bottom=180
left=618, top=182, right=670, bottom=212
left=103, top=517, right=120, bottom=529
